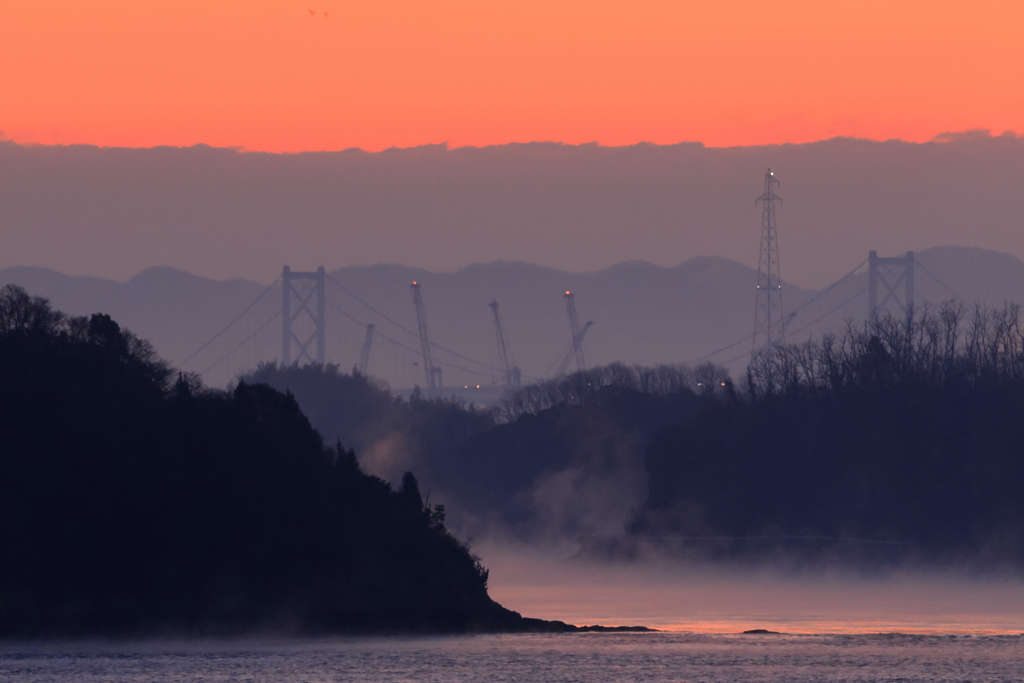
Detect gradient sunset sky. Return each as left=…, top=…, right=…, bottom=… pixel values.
left=3, top=0, right=1021, bottom=152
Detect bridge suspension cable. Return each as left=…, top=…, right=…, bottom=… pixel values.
left=324, top=299, right=499, bottom=381
left=325, top=299, right=421, bottom=357
left=712, top=283, right=877, bottom=368
left=684, top=258, right=869, bottom=365
left=325, top=273, right=420, bottom=339
left=914, top=260, right=961, bottom=300
left=787, top=259, right=868, bottom=319
left=784, top=286, right=869, bottom=340
left=200, top=309, right=281, bottom=376
left=181, top=274, right=282, bottom=368
left=325, top=273, right=503, bottom=374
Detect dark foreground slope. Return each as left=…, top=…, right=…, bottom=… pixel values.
left=0, top=286, right=571, bottom=636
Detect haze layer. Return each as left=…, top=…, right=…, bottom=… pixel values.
left=1, top=135, right=1022, bottom=287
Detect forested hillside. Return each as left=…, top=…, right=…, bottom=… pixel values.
left=249, top=307, right=1024, bottom=570
left=246, top=361, right=724, bottom=541
left=622, top=305, right=1024, bottom=568
left=0, top=285, right=558, bottom=636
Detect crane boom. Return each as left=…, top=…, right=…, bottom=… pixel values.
left=489, top=301, right=521, bottom=387
left=554, top=321, right=593, bottom=376
left=358, top=323, right=375, bottom=374
left=564, top=291, right=587, bottom=371
left=410, top=282, right=438, bottom=391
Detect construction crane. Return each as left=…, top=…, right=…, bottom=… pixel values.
left=552, top=291, right=593, bottom=376
left=410, top=281, right=440, bottom=392
left=554, top=321, right=593, bottom=376
left=489, top=301, right=521, bottom=388
left=357, top=323, right=375, bottom=374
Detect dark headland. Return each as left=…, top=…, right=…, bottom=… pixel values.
left=0, top=286, right=649, bottom=637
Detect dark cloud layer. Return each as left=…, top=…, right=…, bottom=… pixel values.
left=2, top=135, right=1022, bottom=288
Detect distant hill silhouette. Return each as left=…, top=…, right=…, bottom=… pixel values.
left=5, top=246, right=1024, bottom=388
left=3, top=136, right=1023, bottom=288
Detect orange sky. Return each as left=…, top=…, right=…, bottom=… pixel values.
left=1, top=0, right=1022, bottom=152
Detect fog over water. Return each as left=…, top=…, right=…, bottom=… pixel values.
left=479, top=542, right=1024, bottom=633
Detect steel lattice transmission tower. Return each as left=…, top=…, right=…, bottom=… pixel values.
left=751, top=169, right=786, bottom=357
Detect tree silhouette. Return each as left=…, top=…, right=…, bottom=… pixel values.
left=0, top=287, right=550, bottom=636
left=632, top=305, right=1024, bottom=569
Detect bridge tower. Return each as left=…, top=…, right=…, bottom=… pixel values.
left=868, top=250, right=915, bottom=317
left=752, top=169, right=785, bottom=356
left=281, top=266, right=325, bottom=366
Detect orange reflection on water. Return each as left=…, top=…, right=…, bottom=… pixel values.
left=481, top=544, right=1024, bottom=635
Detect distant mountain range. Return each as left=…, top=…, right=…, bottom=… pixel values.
left=4, top=136, right=1024, bottom=289
left=4, top=245, right=1024, bottom=389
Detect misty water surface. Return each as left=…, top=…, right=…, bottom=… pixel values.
left=480, top=545, right=1024, bottom=635
left=3, top=633, right=1023, bottom=682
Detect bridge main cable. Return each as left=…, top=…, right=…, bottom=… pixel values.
left=325, top=273, right=503, bottom=373
left=914, top=260, right=961, bottom=300
left=201, top=309, right=281, bottom=376
left=683, top=258, right=869, bottom=365
left=324, top=299, right=500, bottom=380
left=181, top=274, right=283, bottom=368
left=714, top=284, right=871, bottom=367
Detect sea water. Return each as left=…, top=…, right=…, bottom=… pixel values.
left=3, top=632, right=1023, bottom=682
left=7, top=553, right=1024, bottom=681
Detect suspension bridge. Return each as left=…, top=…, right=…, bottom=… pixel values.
left=175, top=249, right=958, bottom=397
left=176, top=171, right=961, bottom=396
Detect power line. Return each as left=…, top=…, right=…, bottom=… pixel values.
left=684, top=258, right=869, bottom=365
left=683, top=333, right=753, bottom=365
left=785, top=286, right=868, bottom=340
left=712, top=290, right=872, bottom=370
left=788, top=259, right=868, bottom=318
left=715, top=285, right=873, bottom=369
left=717, top=349, right=756, bottom=367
